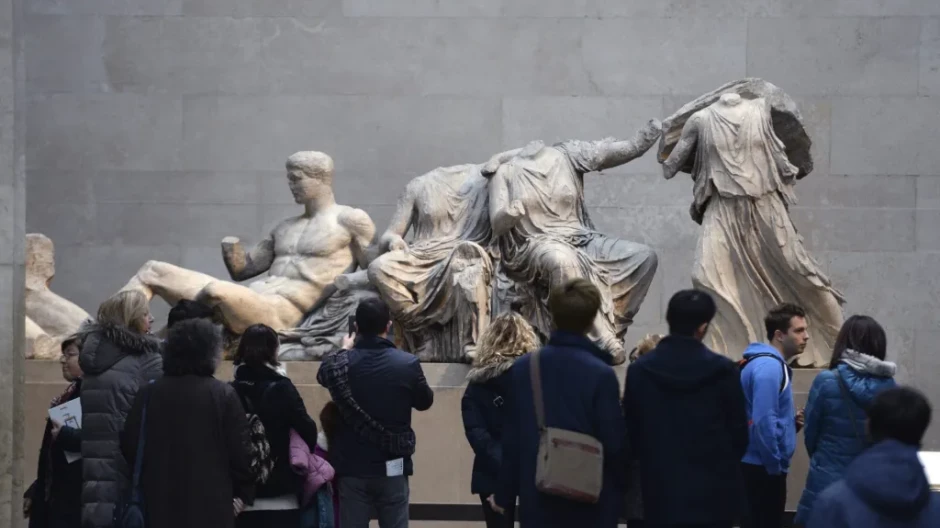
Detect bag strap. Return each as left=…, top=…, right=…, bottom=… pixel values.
left=835, top=372, right=863, bottom=444
left=529, top=349, right=546, bottom=432
left=130, top=382, right=153, bottom=499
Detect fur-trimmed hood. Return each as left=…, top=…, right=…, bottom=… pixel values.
left=78, top=320, right=163, bottom=375
left=466, top=357, right=516, bottom=384
left=841, top=348, right=897, bottom=378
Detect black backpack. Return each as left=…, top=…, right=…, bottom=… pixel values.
left=237, top=382, right=277, bottom=484
left=738, top=353, right=791, bottom=394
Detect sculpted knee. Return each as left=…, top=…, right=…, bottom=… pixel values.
left=197, top=281, right=225, bottom=304
left=639, top=244, right=659, bottom=273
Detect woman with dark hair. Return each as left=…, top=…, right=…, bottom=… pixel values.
left=232, top=324, right=319, bottom=528
left=794, top=315, right=898, bottom=525
left=25, top=334, right=85, bottom=528
left=120, top=318, right=255, bottom=528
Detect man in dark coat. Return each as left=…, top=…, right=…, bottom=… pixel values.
left=121, top=319, right=256, bottom=528
left=317, top=297, right=434, bottom=528
left=623, top=289, right=749, bottom=528
left=808, top=386, right=940, bottom=528
left=493, top=279, right=627, bottom=528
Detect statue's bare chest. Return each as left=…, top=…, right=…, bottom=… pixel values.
left=273, top=216, right=349, bottom=258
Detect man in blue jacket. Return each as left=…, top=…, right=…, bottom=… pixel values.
left=317, top=297, right=434, bottom=528
left=493, top=279, right=627, bottom=527
left=739, top=303, right=806, bottom=528
left=624, top=289, right=749, bottom=528
left=809, top=386, right=939, bottom=528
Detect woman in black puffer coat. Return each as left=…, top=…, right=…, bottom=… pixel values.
left=461, top=312, right=539, bottom=528
left=78, top=291, right=162, bottom=528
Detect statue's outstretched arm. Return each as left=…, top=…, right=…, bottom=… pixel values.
left=378, top=184, right=417, bottom=253
left=222, top=233, right=275, bottom=281
left=481, top=147, right=523, bottom=176
left=662, top=115, right=700, bottom=180
left=589, top=119, right=662, bottom=172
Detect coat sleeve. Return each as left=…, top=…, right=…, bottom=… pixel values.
left=803, top=372, right=829, bottom=458
left=410, top=359, right=434, bottom=412
left=461, top=385, right=501, bottom=476
left=748, top=361, right=787, bottom=475
left=723, top=365, right=750, bottom=460
left=120, top=385, right=146, bottom=467
left=495, top=366, right=521, bottom=510
left=223, top=386, right=256, bottom=504
left=278, top=381, right=319, bottom=452
left=55, top=425, right=82, bottom=453
left=593, top=368, right=627, bottom=490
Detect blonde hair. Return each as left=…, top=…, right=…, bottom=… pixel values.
left=474, top=312, right=540, bottom=368
left=629, top=333, right=664, bottom=363
left=97, top=290, right=150, bottom=334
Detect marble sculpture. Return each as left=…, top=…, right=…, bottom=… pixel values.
left=121, top=152, right=377, bottom=359
left=489, top=121, right=662, bottom=365
left=659, top=78, right=844, bottom=367
left=25, top=233, right=90, bottom=359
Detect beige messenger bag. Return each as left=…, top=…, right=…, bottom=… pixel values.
left=529, top=348, right=604, bottom=503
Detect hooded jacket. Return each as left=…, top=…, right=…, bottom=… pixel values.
left=461, top=354, right=515, bottom=496
left=740, top=342, right=797, bottom=475
left=289, top=429, right=334, bottom=507
left=78, top=322, right=162, bottom=528
left=622, top=335, right=748, bottom=525
left=807, top=439, right=940, bottom=528
left=795, top=351, right=897, bottom=524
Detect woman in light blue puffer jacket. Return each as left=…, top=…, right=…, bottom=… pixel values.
left=794, top=315, right=897, bottom=526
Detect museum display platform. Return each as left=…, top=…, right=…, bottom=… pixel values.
left=23, top=360, right=820, bottom=514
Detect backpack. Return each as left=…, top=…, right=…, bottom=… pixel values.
left=738, top=353, right=791, bottom=394
left=238, top=382, right=277, bottom=484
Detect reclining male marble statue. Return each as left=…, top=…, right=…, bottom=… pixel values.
left=659, top=78, right=844, bottom=367
left=487, top=120, right=663, bottom=365
left=25, top=233, right=90, bottom=359
left=121, top=151, right=377, bottom=358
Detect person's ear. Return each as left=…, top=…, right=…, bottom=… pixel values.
left=694, top=322, right=710, bottom=341
left=386, top=321, right=392, bottom=333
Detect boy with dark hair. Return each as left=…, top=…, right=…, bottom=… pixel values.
left=494, top=278, right=626, bottom=527
left=739, top=303, right=807, bottom=528
left=622, top=289, right=748, bottom=528
left=808, top=387, right=939, bottom=527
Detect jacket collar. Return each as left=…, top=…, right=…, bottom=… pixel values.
left=548, top=331, right=612, bottom=365
left=355, top=335, right=397, bottom=351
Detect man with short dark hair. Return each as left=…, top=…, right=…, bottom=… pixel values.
left=623, top=289, right=748, bottom=528
left=317, top=297, right=433, bottom=528
left=494, top=278, right=627, bottom=527
left=808, top=387, right=940, bottom=527
left=739, top=303, right=806, bottom=528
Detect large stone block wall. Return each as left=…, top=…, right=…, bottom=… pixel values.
left=22, top=1, right=940, bottom=445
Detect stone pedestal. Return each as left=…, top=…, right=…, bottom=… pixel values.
left=22, top=360, right=819, bottom=513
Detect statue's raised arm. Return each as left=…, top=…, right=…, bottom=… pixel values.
left=222, top=234, right=275, bottom=281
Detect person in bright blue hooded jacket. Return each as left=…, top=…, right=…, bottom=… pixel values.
left=794, top=315, right=897, bottom=525
left=808, top=386, right=939, bottom=528
left=739, top=303, right=806, bottom=528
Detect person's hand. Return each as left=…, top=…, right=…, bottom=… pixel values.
left=795, top=408, right=806, bottom=432
left=23, top=496, right=31, bottom=519
left=233, top=498, right=245, bottom=517
left=341, top=333, right=356, bottom=350
left=50, top=419, right=63, bottom=440
left=487, top=495, right=505, bottom=515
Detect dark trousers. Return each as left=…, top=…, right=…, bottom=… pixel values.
left=479, top=494, right=515, bottom=528
left=740, top=463, right=787, bottom=528
left=339, top=476, right=409, bottom=528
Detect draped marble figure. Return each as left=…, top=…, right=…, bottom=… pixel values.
left=660, top=79, right=844, bottom=367
left=488, top=121, right=662, bottom=364
left=121, top=152, right=376, bottom=356
left=366, top=162, right=501, bottom=362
